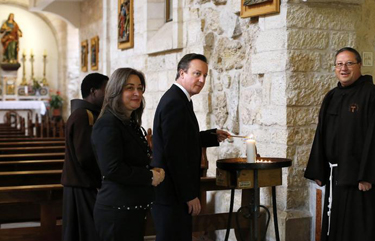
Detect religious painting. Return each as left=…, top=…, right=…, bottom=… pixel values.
left=91, top=36, right=99, bottom=71
left=81, top=40, right=88, bottom=72
left=362, top=52, right=373, bottom=67
left=240, top=0, right=280, bottom=18
left=118, top=0, right=134, bottom=50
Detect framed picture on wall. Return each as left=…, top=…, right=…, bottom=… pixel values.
left=91, top=36, right=99, bottom=70
left=81, top=40, right=88, bottom=72
left=240, top=0, right=280, bottom=18
left=362, top=52, right=373, bottom=67
left=118, top=0, right=134, bottom=50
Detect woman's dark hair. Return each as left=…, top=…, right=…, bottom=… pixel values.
left=99, top=68, right=146, bottom=126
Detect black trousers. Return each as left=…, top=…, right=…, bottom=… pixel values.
left=94, top=203, right=148, bottom=241
left=62, top=187, right=99, bottom=241
left=151, top=202, right=192, bottom=241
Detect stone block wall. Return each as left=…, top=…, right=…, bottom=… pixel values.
left=74, top=0, right=375, bottom=240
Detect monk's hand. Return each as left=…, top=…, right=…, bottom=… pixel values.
left=187, top=197, right=201, bottom=216
left=216, top=129, right=231, bottom=142
left=359, top=181, right=372, bottom=191
left=315, top=179, right=323, bottom=186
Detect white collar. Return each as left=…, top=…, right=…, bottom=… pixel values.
left=174, top=83, right=191, bottom=101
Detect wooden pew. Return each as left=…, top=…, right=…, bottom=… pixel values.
left=0, top=146, right=65, bottom=155
left=27, top=113, right=65, bottom=138
left=0, top=140, right=65, bottom=148
left=0, top=137, right=64, bottom=143
left=0, top=153, right=65, bottom=162
left=0, top=123, right=66, bottom=241
left=0, top=184, right=62, bottom=241
left=0, top=160, right=64, bottom=171
left=0, top=170, right=62, bottom=187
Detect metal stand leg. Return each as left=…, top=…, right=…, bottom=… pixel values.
left=224, top=188, right=235, bottom=241
left=253, top=170, right=259, bottom=241
left=272, top=186, right=280, bottom=241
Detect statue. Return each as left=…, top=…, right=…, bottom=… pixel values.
left=0, top=13, right=22, bottom=64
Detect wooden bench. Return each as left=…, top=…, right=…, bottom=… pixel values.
left=0, top=160, right=64, bottom=171
left=0, top=170, right=62, bottom=187
left=0, top=153, right=65, bottom=162
left=0, top=141, right=65, bottom=148
left=0, top=137, right=64, bottom=143
left=0, top=146, right=65, bottom=155
left=0, top=184, right=62, bottom=241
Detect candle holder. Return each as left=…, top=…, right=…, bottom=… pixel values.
left=41, top=51, right=48, bottom=86
left=30, top=51, right=35, bottom=82
left=20, top=52, right=27, bottom=86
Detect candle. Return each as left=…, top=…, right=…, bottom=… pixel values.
left=22, top=49, right=26, bottom=55
left=246, top=135, right=256, bottom=163
left=43, top=49, right=47, bottom=56
left=30, top=49, right=33, bottom=55
left=24, top=85, right=28, bottom=94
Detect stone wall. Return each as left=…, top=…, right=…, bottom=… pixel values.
left=75, top=0, right=375, bottom=240
left=286, top=1, right=375, bottom=241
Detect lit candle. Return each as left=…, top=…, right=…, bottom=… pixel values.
left=246, top=135, right=257, bottom=163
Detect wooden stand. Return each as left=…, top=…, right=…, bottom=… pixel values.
left=216, top=157, right=291, bottom=241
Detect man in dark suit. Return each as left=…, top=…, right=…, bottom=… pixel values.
left=151, top=53, right=230, bottom=241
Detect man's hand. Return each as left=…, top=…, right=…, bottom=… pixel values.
left=187, top=197, right=201, bottom=216
left=216, top=129, right=231, bottom=142
left=359, top=181, right=372, bottom=191
left=315, top=179, right=323, bottom=186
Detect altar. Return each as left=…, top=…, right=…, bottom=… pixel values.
left=0, top=100, right=47, bottom=124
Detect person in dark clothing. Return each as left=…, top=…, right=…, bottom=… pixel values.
left=304, top=47, right=375, bottom=241
left=91, top=68, right=164, bottom=241
left=61, top=73, right=109, bottom=241
left=151, top=53, right=230, bottom=241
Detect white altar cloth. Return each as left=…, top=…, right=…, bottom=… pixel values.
left=0, top=101, right=46, bottom=115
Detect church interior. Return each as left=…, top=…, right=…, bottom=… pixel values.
left=0, top=0, right=375, bottom=240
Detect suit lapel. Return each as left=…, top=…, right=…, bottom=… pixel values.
left=171, top=85, right=200, bottom=131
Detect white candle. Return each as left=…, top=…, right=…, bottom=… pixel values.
left=246, top=136, right=256, bottom=163
left=24, top=85, right=28, bottom=94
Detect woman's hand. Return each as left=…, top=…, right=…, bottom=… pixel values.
left=151, top=168, right=165, bottom=186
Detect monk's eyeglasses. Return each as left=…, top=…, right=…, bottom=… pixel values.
left=334, top=62, right=359, bottom=69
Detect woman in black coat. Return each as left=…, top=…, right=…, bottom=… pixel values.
left=92, top=68, right=164, bottom=241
